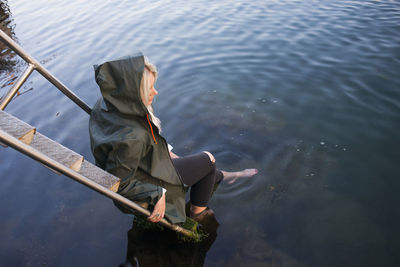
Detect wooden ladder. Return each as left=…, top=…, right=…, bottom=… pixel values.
left=0, top=109, right=120, bottom=192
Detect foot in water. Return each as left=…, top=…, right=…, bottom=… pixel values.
left=221, top=168, right=258, bottom=184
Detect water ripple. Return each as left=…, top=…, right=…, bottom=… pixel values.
left=2, top=0, right=400, bottom=266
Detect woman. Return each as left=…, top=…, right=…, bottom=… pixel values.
left=89, top=53, right=257, bottom=224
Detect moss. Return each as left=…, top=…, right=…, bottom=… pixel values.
left=177, top=217, right=209, bottom=242
left=132, top=214, right=208, bottom=242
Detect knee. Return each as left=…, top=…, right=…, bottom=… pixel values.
left=203, top=151, right=215, bottom=164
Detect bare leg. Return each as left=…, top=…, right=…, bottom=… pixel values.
left=191, top=205, right=207, bottom=215
left=190, top=204, right=214, bottom=222
left=221, top=169, right=258, bottom=184
left=189, top=152, right=257, bottom=220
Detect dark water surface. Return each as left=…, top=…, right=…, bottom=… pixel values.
left=1, top=0, right=399, bottom=266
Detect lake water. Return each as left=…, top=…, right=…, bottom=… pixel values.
left=1, top=0, right=399, bottom=266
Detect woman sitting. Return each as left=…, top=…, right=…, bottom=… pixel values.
left=89, top=53, right=257, bottom=224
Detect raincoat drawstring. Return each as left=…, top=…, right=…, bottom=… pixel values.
left=146, top=114, right=157, bottom=144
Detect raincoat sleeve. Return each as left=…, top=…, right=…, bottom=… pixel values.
left=105, top=139, right=163, bottom=208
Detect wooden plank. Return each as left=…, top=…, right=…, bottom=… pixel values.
left=30, top=132, right=84, bottom=171
left=78, top=160, right=120, bottom=191
left=0, top=110, right=36, bottom=144
left=1, top=110, right=119, bottom=196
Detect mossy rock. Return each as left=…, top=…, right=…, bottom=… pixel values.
left=132, top=214, right=208, bottom=242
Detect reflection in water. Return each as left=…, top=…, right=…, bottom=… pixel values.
left=0, top=0, right=26, bottom=99
left=120, top=215, right=219, bottom=267
left=0, top=1, right=18, bottom=73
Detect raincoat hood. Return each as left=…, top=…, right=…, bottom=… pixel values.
left=94, top=53, right=148, bottom=117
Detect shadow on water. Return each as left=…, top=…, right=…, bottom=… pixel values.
left=120, top=215, right=220, bottom=267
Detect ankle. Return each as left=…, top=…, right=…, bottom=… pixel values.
left=190, top=205, right=207, bottom=216
left=190, top=207, right=215, bottom=222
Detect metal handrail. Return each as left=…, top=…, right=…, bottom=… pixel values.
left=0, top=29, right=91, bottom=114
left=0, top=63, right=34, bottom=109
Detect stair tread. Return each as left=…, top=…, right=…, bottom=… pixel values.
left=78, top=160, right=120, bottom=191
left=0, top=110, right=120, bottom=191
left=30, top=132, right=83, bottom=171
left=0, top=110, right=35, bottom=144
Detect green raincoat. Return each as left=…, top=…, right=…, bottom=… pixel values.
left=89, top=53, right=186, bottom=224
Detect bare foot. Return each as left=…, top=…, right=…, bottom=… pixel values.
left=221, top=168, right=258, bottom=184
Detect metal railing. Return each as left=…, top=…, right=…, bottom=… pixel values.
left=0, top=30, right=91, bottom=114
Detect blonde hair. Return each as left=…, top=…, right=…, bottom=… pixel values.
left=140, top=56, right=162, bottom=132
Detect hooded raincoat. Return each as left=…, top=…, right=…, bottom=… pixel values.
left=89, top=53, right=186, bottom=224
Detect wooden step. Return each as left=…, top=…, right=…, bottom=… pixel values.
left=30, top=132, right=83, bottom=172
left=78, top=160, right=120, bottom=192
left=0, top=110, right=120, bottom=192
left=0, top=110, right=36, bottom=145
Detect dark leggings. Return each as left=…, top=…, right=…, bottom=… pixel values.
left=172, top=152, right=223, bottom=207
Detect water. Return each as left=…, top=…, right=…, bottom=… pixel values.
left=1, top=0, right=399, bottom=266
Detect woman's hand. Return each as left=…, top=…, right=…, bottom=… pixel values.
left=148, top=193, right=166, bottom=223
